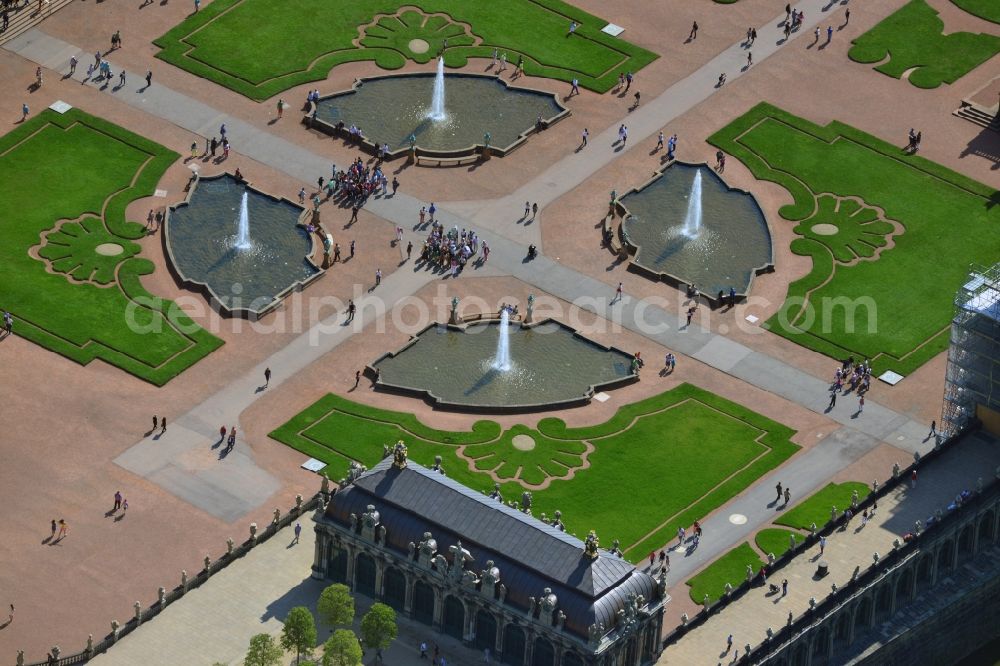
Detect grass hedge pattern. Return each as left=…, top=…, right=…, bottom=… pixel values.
left=709, top=103, right=1000, bottom=375
left=154, top=0, right=658, bottom=100
left=270, top=383, right=798, bottom=562
left=0, top=109, right=222, bottom=385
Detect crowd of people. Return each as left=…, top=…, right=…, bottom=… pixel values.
left=417, top=223, right=488, bottom=278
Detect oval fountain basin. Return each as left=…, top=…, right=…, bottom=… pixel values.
left=621, top=164, right=772, bottom=295
left=314, top=73, right=565, bottom=154
left=371, top=320, right=636, bottom=411
left=165, top=174, right=320, bottom=317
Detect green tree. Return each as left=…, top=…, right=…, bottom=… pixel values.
left=323, top=629, right=363, bottom=666
left=360, top=603, right=398, bottom=657
left=317, top=583, right=355, bottom=628
left=281, top=606, right=318, bottom=663
left=243, top=633, right=283, bottom=666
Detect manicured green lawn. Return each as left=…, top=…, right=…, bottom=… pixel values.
left=709, top=103, right=1000, bottom=375
left=776, top=482, right=870, bottom=530
left=849, top=0, right=1000, bottom=88
left=0, top=109, right=222, bottom=385
left=269, top=383, right=798, bottom=561
left=154, top=0, right=657, bottom=100
left=951, top=0, right=1000, bottom=23
left=686, top=543, right=763, bottom=603
left=755, top=528, right=802, bottom=559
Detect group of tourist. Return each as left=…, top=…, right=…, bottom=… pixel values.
left=831, top=357, right=873, bottom=397
left=417, top=223, right=487, bottom=278
left=322, top=156, right=390, bottom=206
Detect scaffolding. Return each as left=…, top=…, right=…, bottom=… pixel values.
left=942, top=263, right=1000, bottom=437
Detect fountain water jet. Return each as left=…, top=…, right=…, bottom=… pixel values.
left=681, top=169, right=702, bottom=238
left=234, top=191, right=252, bottom=250
left=427, top=57, right=447, bottom=122
left=491, top=308, right=512, bottom=371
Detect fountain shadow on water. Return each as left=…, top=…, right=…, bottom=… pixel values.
left=463, top=367, right=502, bottom=397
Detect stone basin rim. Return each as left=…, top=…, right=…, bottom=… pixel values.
left=613, top=160, right=775, bottom=306
left=304, top=71, right=571, bottom=162
left=366, top=317, right=639, bottom=414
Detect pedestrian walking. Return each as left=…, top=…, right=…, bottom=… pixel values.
left=277, top=98, right=284, bottom=119
left=686, top=305, right=697, bottom=326
left=483, top=647, right=491, bottom=663
left=827, top=25, right=833, bottom=42
left=298, top=187, right=306, bottom=204
left=783, top=487, right=790, bottom=506
left=858, top=395, right=865, bottom=413
left=145, top=70, right=152, bottom=88
left=531, top=202, right=538, bottom=219
left=161, top=416, right=167, bottom=434
left=293, top=521, right=301, bottom=544
left=727, top=635, right=733, bottom=651
left=581, top=127, right=589, bottom=147
left=194, top=0, right=200, bottom=11
left=689, top=21, right=698, bottom=40
left=406, top=241, right=413, bottom=259
left=845, top=8, right=850, bottom=24
left=656, top=131, right=664, bottom=151
left=524, top=201, right=531, bottom=219
left=632, top=90, right=640, bottom=108
left=677, top=526, right=686, bottom=546
left=569, top=78, right=579, bottom=96
left=153, top=415, right=158, bottom=431
left=828, top=391, right=837, bottom=409
left=122, top=498, right=128, bottom=513
left=649, top=551, right=655, bottom=568
left=69, top=55, right=77, bottom=75
left=420, top=642, right=428, bottom=659
left=264, top=367, right=271, bottom=387
left=615, top=282, right=623, bottom=302
left=928, top=420, right=937, bottom=437
left=56, top=519, right=68, bottom=539
left=375, top=268, right=382, bottom=287
left=114, top=491, right=122, bottom=511
left=50, top=519, right=57, bottom=539
left=392, top=176, right=399, bottom=195
left=428, top=202, right=436, bottom=222
left=354, top=370, right=361, bottom=388
left=782, top=579, right=788, bottom=596
left=7, top=604, right=13, bottom=624
left=911, top=470, right=917, bottom=489
left=350, top=239, right=355, bottom=258
left=775, top=482, right=783, bottom=501
left=819, top=536, right=826, bottom=554
left=118, top=70, right=126, bottom=87
left=746, top=52, right=753, bottom=67
left=21, top=103, right=28, bottom=121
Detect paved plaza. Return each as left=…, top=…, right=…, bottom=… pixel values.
left=0, top=0, right=996, bottom=662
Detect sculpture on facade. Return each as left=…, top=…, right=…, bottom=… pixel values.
left=539, top=587, right=559, bottom=625
left=584, top=530, right=600, bottom=559
left=361, top=504, right=380, bottom=542
left=392, top=440, right=408, bottom=469
left=481, top=560, right=501, bottom=596
left=588, top=622, right=606, bottom=647
left=417, top=532, right=438, bottom=566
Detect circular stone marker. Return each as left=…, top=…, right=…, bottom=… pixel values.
left=729, top=513, right=748, bottom=525
left=95, top=243, right=124, bottom=256
left=512, top=434, right=536, bottom=451
left=811, top=223, right=839, bottom=236
left=408, top=39, right=430, bottom=54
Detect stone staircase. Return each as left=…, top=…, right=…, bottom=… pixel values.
left=0, top=0, right=74, bottom=47
left=954, top=102, right=1000, bottom=133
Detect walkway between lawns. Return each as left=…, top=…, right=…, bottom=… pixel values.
left=660, top=430, right=1000, bottom=665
